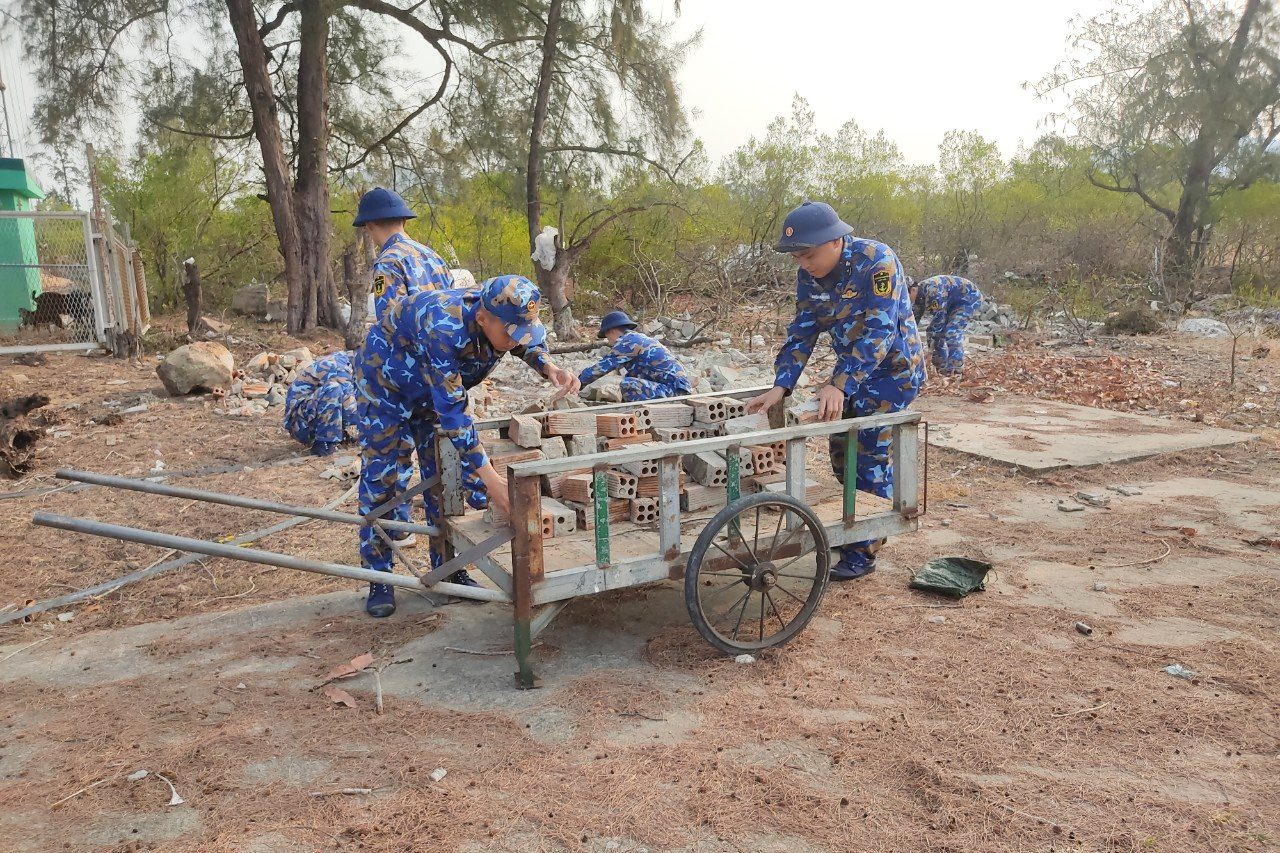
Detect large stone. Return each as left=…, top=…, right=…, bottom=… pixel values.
left=1176, top=318, right=1230, bottom=338
left=708, top=364, right=742, bottom=391
left=231, top=283, right=287, bottom=320
left=280, top=347, right=314, bottom=369
left=156, top=342, right=234, bottom=396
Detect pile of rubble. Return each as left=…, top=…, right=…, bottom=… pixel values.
left=215, top=347, right=316, bottom=417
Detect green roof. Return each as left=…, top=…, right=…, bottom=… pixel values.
left=0, top=158, right=45, bottom=199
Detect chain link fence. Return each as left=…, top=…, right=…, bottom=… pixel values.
left=0, top=210, right=148, bottom=356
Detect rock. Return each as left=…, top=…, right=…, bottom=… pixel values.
left=280, top=347, right=314, bottom=369
left=1105, top=485, right=1143, bottom=496
left=156, top=342, right=234, bottom=396
left=105, top=436, right=117, bottom=446
left=247, top=352, right=272, bottom=372
left=429, top=768, right=448, bottom=783
left=266, top=386, right=285, bottom=406
left=231, top=283, right=287, bottom=320
left=1057, top=500, right=1086, bottom=512
left=1093, top=582, right=1109, bottom=592
left=927, top=615, right=946, bottom=624
left=693, top=377, right=713, bottom=395
left=734, top=654, right=756, bottom=664
left=750, top=335, right=766, bottom=349
left=1075, top=491, right=1111, bottom=508
left=640, top=320, right=663, bottom=335
left=595, top=382, right=624, bottom=403
left=201, top=316, right=231, bottom=336
left=278, top=355, right=297, bottom=370
left=708, top=364, right=742, bottom=390
left=680, top=321, right=697, bottom=339
left=1176, top=318, right=1230, bottom=338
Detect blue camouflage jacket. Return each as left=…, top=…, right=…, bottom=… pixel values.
left=287, top=350, right=353, bottom=397
left=359, top=289, right=551, bottom=474
left=371, top=232, right=454, bottom=320
left=914, top=275, right=982, bottom=317
left=578, top=331, right=692, bottom=391
left=774, top=235, right=926, bottom=395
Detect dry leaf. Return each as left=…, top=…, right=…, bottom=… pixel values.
left=322, top=686, right=358, bottom=709
left=323, top=653, right=376, bottom=682
left=967, top=388, right=994, bottom=404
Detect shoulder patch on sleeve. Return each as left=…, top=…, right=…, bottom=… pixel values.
left=372, top=274, right=387, bottom=297
left=872, top=270, right=893, bottom=297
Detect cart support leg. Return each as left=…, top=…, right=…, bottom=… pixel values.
left=510, top=473, right=544, bottom=689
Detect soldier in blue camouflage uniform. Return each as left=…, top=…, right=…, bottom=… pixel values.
left=577, top=311, right=693, bottom=401
left=909, top=274, right=983, bottom=376
left=354, top=187, right=455, bottom=321
left=355, top=275, right=580, bottom=617
left=748, top=202, right=926, bottom=581
left=283, top=350, right=357, bottom=456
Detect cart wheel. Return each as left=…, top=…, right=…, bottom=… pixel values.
left=684, top=492, right=830, bottom=655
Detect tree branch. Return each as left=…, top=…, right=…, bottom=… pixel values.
left=147, top=117, right=255, bottom=140
left=258, top=1, right=300, bottom=38
left=542, top=143, right=686, bottom=181
left=1087, top=168, right=1176, bottom=222
left=564, top=202, right=679, bottom=260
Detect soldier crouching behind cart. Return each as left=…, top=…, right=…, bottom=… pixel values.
left=746, top=201, right=926, bottom=581
left=576, top=311, right=693, bottom=402
left=283, top=350, right=358, bottom=457
left=355, top=275, right=580, bottom=617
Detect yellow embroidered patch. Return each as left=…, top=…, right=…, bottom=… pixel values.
left=842, top=288, right=856, bottom=300
left=372, top=275, right=387, bottom=297
left=872, top=270, right=892, bottom=296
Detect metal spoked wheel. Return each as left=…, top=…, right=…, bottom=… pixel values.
left=684, top=492, right=830, bottom=655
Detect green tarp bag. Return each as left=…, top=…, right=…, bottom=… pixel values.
left=909, top=557, right=992, bottom=598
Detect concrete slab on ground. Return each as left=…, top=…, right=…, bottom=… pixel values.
left=914, top=396, right=1255, bottom=471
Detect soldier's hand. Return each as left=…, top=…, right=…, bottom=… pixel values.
left=746, top=386, right=785, bottom=415
left=546, top=366, right=581, bottom=401
left=817, top=384, right=846, bottom=422
left=478, top=464, right=511, bottom=518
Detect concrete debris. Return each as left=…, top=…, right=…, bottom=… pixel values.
left=734, top=654, right=756, bottom=664
left=429, top=767, right=448, bottom=783
left=927, top=615, right=947, bottom=624
left=1057, top=500, right=1086, bottom=512
left=231, top=282, right=287, bottom=320
left=1176, top=318, right=1230, bottom=338
left=1162, top=663, right=1197, bottom=680
left=156, top=342, right=234, bottom=396
left=1105, top=485, right=1144, bottom=496
left=1093, top=582, right=1109, bottom=592
left=1074, top=491, right=1111, bottom=508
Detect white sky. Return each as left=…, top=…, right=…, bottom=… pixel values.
left=0, top=0, right=1120, bottom=183
left=662, top=0, right=1117, bottom=165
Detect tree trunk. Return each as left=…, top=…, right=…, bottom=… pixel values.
left=295, top=0, right=335, bottom=332
left=536, top=260, right=576, bottom=341
left=525, top=0, right=580, bottom=341
left=225, top=0, right=306, bottom=333
left=182, top=258, right=203, bottom=337
left=342, top=242, right=369, bottom=351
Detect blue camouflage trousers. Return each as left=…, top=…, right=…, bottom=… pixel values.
left=356, top=399, right=443, bottom=574
left=929, top=302, right=979, bottom=375
left=621, top=377, right=690, bottom=402
left=284, top=381, right=355, bottom=449
left=829, top=373, right=919, bottom=568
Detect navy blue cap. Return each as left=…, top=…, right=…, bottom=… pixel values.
left=773, top=201, right=853, bottom=252
left=597, top=310, right=637, bottom=339
left=353, top=187, right=416, bottom=226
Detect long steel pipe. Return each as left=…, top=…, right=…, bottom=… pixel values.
left=55, top=469, right=440, bottom=537
left=31, top=512, right=508, bottom=603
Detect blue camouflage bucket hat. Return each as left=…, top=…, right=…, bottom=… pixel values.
left=480, top=275, right=546, bottom=348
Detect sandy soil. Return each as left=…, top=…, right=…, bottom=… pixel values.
left=0, top=313, right=1276, bottom=853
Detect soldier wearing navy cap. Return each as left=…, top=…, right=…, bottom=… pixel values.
left=353, top=187, right=454, bottom=321
left=577, top=311, right=692, bottom=401
left=747, top=201, right=926, bottom=581
left=355, top=275, right=580, bottom=617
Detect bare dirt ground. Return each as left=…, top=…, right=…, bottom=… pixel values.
left=0, top=313, right=1277, bottom=853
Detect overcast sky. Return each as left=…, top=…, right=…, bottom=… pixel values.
left=0, top=0, right=1123, bottom=179
left=662, top=0, right=1117, bottom=166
